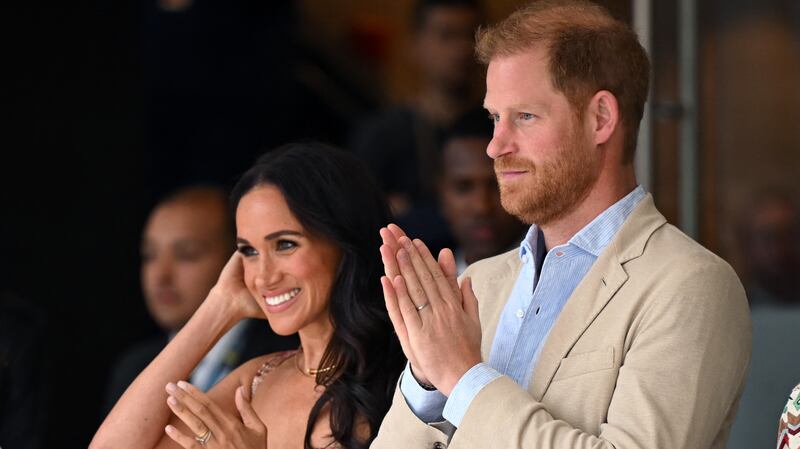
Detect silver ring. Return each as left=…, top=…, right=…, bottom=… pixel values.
left=415, top=302, right=429, bottom=311
left=195, top=428, right=212, bottom=446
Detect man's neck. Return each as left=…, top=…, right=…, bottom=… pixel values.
left=540, top=175, right=637, bottom=250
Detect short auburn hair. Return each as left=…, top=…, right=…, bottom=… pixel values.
left=476, top=0, right=650, bottom=161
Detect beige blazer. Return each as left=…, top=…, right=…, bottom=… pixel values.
left=372, top=195, right=751, bottom=449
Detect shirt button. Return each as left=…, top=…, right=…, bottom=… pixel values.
left=515, top=309, right=524, bottom=318
left=433, top=443, right=446, bottom=449
left=555, top=251, right=564, bottom=257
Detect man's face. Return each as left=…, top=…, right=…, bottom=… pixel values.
left=415, top=5, right=480, bottom=89
left=484, top=47, right=600, bottom=225
left=748, top=198, right=800, bottom=283
left=140, top=198, right=230, bottom=332
left=440, top=136, right=525, bottom=264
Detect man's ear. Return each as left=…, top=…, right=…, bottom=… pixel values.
left=588, top=90, right=620, bottom=146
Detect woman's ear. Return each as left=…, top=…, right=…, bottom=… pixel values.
left=588, top=90, right=620, bottom=147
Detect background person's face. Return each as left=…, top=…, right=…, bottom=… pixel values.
left=414, top=5, right=480, bottom=89
left=440, top=136, right=525, bottom=263
left=140, top=199, right=230, bottom=332
left=484, top=48, right=600, bottom=225
left=236, top=184, right=340, bottom=338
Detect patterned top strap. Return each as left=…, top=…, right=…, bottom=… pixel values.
left=777, top=383, right=800, bottom=449
left=250, top=349, right=299, bottom=397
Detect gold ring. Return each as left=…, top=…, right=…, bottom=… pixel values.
left=415, top=302, right=429, bottom=311
left=195, top=428, right=212, bottom=446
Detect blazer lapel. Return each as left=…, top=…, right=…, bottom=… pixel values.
left=529, top=195, right=667, bottom=400
left=529, top=242, right=627, bottom=400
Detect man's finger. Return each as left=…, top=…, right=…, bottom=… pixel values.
left=461, top=277, right=480, bottom=321
left=382, top=276, right=415, bottom=360
left=437, top=248, right=461, bottom=295
left=412, top=239, right=459, bottom=305
left=380, top=242, right=401, bottom=280
left=392, top=275, right=423, bottom=330
left=397, top=237, right=445, bottom=308
left=387, top=223, right=408, bottom=240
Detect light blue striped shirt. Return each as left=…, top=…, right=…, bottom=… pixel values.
left=400, top=186, right=646, bottom=426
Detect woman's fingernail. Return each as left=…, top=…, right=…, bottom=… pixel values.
left=165, top=425, right=175, bottom=433
left=177, top=380, right=190, bottom=391
left=165, top=383, right=176, bottom=394
left=167, top=396, right=178, bottom=406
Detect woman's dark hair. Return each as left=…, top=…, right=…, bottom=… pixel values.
left=231, top=143, right=405, bottom=449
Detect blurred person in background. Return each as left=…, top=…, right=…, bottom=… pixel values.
left=352, top=0, right=485, bottom=254
left=104, top=185, right=296, bottom=411
left=740, top=190, right=800, bottom=306
left=438, top=110, right=526, bottom=274
left=0, top=293, right=47, bottom=449
left=726, top=189, right=800, bottom=449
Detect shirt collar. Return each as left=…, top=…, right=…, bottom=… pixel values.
left=517, top=185, right=647, bottom=260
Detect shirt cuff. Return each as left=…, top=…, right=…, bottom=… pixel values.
left=399, top=363, right=447, bottom=423
left=442, top=363, right=502, bottom=427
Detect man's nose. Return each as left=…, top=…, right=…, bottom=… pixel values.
left=486, top=121, right=514, bottom=159
left=150, top=256, right=174, bottom=285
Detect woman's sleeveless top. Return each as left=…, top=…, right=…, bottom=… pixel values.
left=778, top=383, right=800, bottom=449
left=250, top=350, right=298, bottom=398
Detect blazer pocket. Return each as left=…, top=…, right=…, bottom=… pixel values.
left=552, top=346, right=615, bottom=382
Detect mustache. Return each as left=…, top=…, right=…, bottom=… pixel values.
left=494, top=156, right=536, bottom=173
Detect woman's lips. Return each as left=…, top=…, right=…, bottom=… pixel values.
left=263, top=287, right=301, bottom=313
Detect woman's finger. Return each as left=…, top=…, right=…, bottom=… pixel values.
left=165, top=425, right=201, bottom=449
left=166, top=382, right=222, bottom=436
left=235, top=386, right=266, bottom=433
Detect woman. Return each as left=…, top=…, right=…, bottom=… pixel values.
left=91, top=143, right=405, bottom=449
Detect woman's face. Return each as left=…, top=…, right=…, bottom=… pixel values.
left=235, top=184, right=341, bottom=337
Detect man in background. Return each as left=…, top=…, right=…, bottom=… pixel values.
left=104, top=185, right=296, bottom=410
left=438, top=111, right=526, bottom=274
left=352, top=0, right=485, bottom=254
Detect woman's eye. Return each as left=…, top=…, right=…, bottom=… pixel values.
left=237, top=245, right=258, bottom=257
left=276, top=240, right=297, bottom=251
left=276, top=240, right=298, bottom=251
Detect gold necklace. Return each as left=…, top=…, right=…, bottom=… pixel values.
left=295, top=349, right=335, bottom=377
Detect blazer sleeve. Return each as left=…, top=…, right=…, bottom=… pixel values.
left=371, top=378, right=454, bottom=449
left=449, top=260, right=751, bottom=449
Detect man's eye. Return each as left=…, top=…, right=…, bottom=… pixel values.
left=519, top=112, right=535, bottom=121
left=488, top=113, right=500, bottom=124
left=277, top=240, right=298, bottom=251
left=237, top=245, right=258, bottom=257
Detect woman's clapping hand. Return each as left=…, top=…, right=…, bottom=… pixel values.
left=165, top=381, right=267, bottom=449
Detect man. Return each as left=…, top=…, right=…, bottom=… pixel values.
left=739, top=190, right=800, bottom=306
left=104, top=186, right=296, bottom=410
left=352, top=0, right=484, bottom=218
left=438, top=111, right=526, bottom=274
left=372, top=2, right=751, bottom=448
